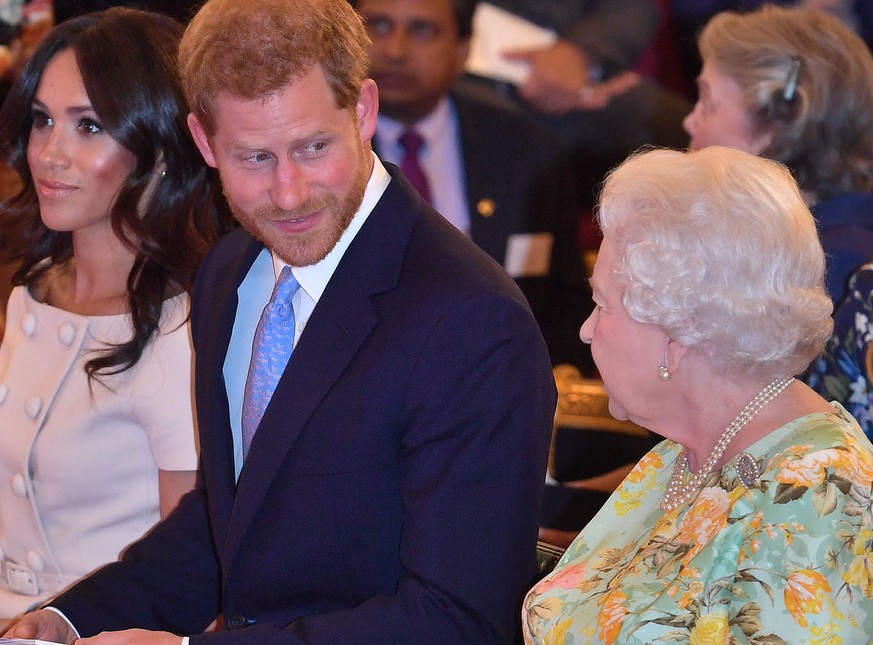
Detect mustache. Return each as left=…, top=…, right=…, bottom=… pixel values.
left=252, top=195, right=338, bottom=220
left=222, top=186, right=340, bottom=222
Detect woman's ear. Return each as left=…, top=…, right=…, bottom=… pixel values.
left=154, top=154, right=167, bottom=178
left=138, top=154, right=167, bottom=217
left=664, top=338, right=689, bottom=375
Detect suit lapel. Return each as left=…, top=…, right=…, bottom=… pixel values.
left=222, top=168, right=419, bottom=563
left=196, top=234, right=264, bottom=551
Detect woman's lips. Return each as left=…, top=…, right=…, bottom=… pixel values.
left=36, top=178, right=77, bottom=198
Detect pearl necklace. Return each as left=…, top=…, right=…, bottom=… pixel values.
left=660, top=377, right=794, bottom=512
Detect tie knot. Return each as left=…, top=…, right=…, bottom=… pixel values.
left=399, top=129, right=425, bottom=155
left=271, top=266, right=301, bottom=306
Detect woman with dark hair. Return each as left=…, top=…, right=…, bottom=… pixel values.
left=0, top=7, right=229, bottom=617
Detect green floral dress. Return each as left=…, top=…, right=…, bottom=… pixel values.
left=523, top=404, right=873, bottom=645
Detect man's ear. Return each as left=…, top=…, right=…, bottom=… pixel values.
left=455, top=37, right=471, bottom=77
left=187, top=113, right=218, bottom=168
left=355, top=78, right=379, bottom=142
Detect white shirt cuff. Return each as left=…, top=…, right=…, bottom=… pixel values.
left=42, top=606, right=80, bottom=638
left=43, top=608, right=187, bottom=645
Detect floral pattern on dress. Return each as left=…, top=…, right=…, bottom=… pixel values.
left=807, top=265, right=873, bottom=439
left=523, top=405, right=873, bottom=644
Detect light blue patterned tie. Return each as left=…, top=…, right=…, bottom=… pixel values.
left=241, top=266, right=301, bottom=458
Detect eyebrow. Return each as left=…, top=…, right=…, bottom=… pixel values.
left=588, top=275, right=602, bottom=297
left=229, top=128, right=332, bottom=152
left=31, top=97, right=96, bottom=116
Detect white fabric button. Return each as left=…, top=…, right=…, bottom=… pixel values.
left=58, top=322, right=77, bottom=346
left=20, top=313, right=37, bottom=337
left=24, top=396, right=42, bottom=419
left=0, top=384, right=8, bottom=405
left=25, top=551, right=44, bottom=572
left=11, top=474, right=27, bottom=497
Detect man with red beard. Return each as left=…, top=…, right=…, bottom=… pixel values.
left=5, top=0, right=555, bottom=643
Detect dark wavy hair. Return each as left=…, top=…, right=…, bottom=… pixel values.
left=0, top=7, right=232, bottom=378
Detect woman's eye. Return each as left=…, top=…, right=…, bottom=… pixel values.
left=31, top=109, right=51, bottom=129
left=78, top=118, right=104, bottom=135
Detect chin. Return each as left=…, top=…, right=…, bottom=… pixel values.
left=606, top=397, right=630, bottom=422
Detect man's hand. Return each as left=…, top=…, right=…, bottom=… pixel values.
left=503, top=40, right=592, bottom=113
left=3, top=608, right=78, bottom=643
left=77, top=629, right=182, bottom=645
left=503, top=41, right=640, bottom=113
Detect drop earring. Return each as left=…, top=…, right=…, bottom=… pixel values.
left=658, top=347, right=670, bottom=381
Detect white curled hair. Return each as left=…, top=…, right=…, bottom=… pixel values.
left=596, top=146, right=833, bottom=380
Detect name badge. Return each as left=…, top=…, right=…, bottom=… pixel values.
left=504, top=233, right=553, bottom=278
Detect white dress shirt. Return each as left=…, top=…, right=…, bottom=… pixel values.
left=375, top=98, right=471, bottom=235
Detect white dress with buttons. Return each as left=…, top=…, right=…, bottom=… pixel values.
left=0, top=286, right=198, bottom=617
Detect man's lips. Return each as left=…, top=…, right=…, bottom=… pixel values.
left=271, top=209, right=324, bottom=233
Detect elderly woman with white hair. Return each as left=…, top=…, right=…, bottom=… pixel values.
left=523, top=146, right=873, bottom=643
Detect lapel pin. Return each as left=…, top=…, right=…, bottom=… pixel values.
left=476, top=199, right=495, bottom=218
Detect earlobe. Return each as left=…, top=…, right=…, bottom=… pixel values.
left=455, top=39, right=471, bottom=77
left=664, top=338, right=689, bottom=375
left=187, top=113, right=218, bottom=168
left=355, top=79, right=379, bottom=142
left=154, top=152, right=167, bottom=177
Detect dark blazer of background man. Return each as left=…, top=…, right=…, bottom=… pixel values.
left=359, top=0, right=594, bottom=373
left=9, top=1, right=556, bottom=643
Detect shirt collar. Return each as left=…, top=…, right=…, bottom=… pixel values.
left=376, top=96, right=453, bottom=154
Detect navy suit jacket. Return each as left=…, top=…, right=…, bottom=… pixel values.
left=376, top=85, right=594, bottom=373
left=51, top=167, right=556, bottom=643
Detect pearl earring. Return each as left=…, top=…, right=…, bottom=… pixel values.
left=658, top=345, right=671, bottom=380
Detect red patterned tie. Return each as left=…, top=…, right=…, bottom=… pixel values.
left=399, top=129, right=431, bottom=204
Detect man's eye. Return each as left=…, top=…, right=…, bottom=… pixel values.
left=365, top=17, right=391, bottom=37
left=410, top=22, right=437, bottom=40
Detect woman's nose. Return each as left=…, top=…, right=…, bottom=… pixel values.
left=36, top=129, right=71, bottom=169
left=579, top=309, right=597, bottom=345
